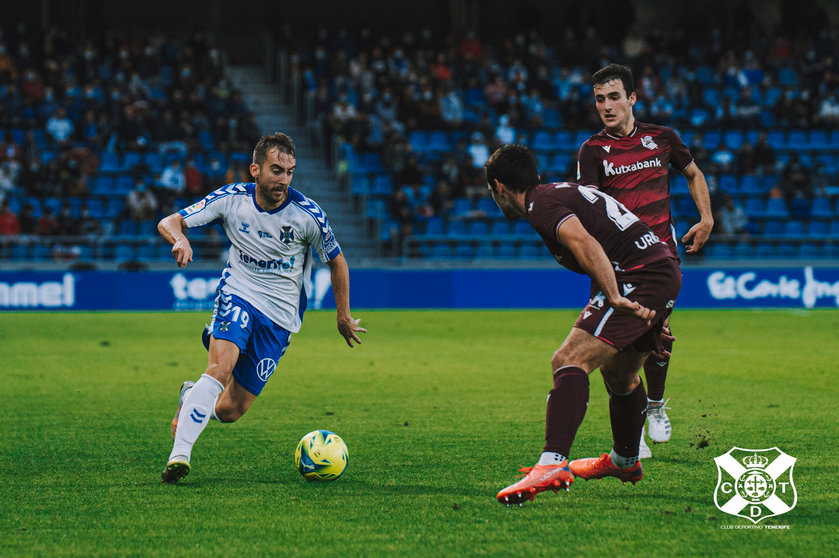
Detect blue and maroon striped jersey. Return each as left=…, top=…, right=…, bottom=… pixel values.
left=577, top=122, right=693, bottom=257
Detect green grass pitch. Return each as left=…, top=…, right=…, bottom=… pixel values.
left=2, top=309, right=837, bottom=556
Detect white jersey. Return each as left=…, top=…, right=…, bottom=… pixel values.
left=179, top=183, right=341, bottom=332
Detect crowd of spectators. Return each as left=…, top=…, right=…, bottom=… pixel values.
left=0, top=23, right=258, bottom=260
left=285, top=10, right=839, bottom=256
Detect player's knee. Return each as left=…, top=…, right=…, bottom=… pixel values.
left=215, top=404, right=245, bottom=423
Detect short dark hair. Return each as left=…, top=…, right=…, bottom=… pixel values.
left=253, top=132, right=295, bottom=166
left=484, top=144, right=540, bottom=193
left=592, top=63, right=635, bottom=96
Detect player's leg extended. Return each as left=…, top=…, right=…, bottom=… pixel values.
left=569, top=349, right=646, bottom=484
left=497, top=328, right=616, bottom=505
left=163, top=337, right=239, bottom=484
left=644, top=316, right=673, bottom=443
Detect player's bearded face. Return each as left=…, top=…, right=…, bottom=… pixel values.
left=489, top=181, right=519, bottom=220
left=253, top=149, right=296, bottom=205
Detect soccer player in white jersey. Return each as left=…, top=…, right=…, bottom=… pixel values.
left=158, top=133, right=366, bottom=484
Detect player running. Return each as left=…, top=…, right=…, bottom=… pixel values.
left=577, top=64, right=713, bottom=455
left=158, top=132, right=366, bottom=484
left=486, top=145, right=681, bottom=506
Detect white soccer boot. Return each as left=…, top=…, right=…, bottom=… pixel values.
left=639, top=426, right=652, bottom=458
left=647, top=398, right=672, bottom=443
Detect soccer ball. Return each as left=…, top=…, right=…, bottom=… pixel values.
left=294, top=430, right=348, bottom=481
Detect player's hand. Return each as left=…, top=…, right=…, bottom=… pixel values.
left=171, top=238, right=193, bottom=268
left=682, top=219, right=713, bottom=254
left=338, top=316, right=367, bottom=348
left=610, top=296, right=656, bottom=326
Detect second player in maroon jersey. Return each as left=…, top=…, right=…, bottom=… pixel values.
left=577, top=63, right=714, bottom=452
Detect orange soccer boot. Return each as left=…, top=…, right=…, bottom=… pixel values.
left=496, top=462, right=574, bottom=506
left=568, top=453, right=643, bottom=484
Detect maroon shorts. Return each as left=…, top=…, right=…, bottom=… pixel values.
left=573, top=257, right=682, bottom=353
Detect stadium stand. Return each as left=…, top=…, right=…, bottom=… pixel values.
left=1, top=13, right=839, bottom=264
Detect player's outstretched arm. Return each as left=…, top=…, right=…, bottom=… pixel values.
left=556, top=216, right=656, bottom=325
left=681, top=162, right=714, bottom=254
left=158, top=212, right=193, bottom=268
left=327, top=252, right=367, bottom=348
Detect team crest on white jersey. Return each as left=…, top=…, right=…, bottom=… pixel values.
left=714, top=447, right=797, bottom=524
left=641, top=135, right=658, bottom=150
left=279, top=226, right=295, bottom=244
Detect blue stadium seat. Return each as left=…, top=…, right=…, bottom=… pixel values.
left=743, top=198, right=764, bottom=218
left=827, top=220, right=839, bottom=238
left=86, top=198, right=106, bottom=218
left=430, top=243, right=452, bottom=259
left=763, top=198, right=789, bottom=220
left=787, top=130, right=808, bottom=150
left=468, top=221, right=488, bottom=236
left=670, top=174, right=690, bottom=196
left=115, top=245, right=135, bottom=261
left=118, top=220, right=138, bottom=236
left=762, top=220, right=783, bottom=236
left=723, top=130, right=744, bottom=150
left=454, top=242, right=474, bottom=259
left=144, top=152, right=163, bottom=173
left=370, top=174, right=393, bottom=197
left=351, top=173, right=371, bottom=196
left=513, top=220, right=533, bottom=236
left=806, top=221, right=828, bottom=237
left=703, top=130, right=721, bottom=150
left=99, top=152, right=121, bottom=173
left=767, top=130, right=786, bottom=150
left=555, top=130, right=576, bottom=150
left=777, top=242, right=797, bottom=258
left=408, top=130, right=429, bottom=152
left=739, top=175, right=764, bottom=197
left=719, top=174, right=739, bottom=195
left=115, top=176, right=134, bottom=194
left=532, top=130, right=556, bottom=152
left=706, top=243, right=733, bottom=259
left=519, top=242, right=543, bottom=258
left=425, top=217, right=445, bottom=235
left=490, top=221, right=511, bottom=236
left=798, top=243, right=821, bottom=258
left=448, top=220, right=467, bottom=236
left=782, top=220, right=805, bottom=237
left=427, top=131, right=451, bottom=153
left=198, top=129, right=215, bottom=151
left=810, top=197, right=833, bottom=220
left=809, top=130, right=829, bottom=151
left=497, top=243, right=517, bottom=259
left=365, top=199, right=386, bottom=219
left=551, top=153, right=572, bottom=174
left=475, top=241, right=495, bottom=259
left=453, top=198, right=473, bottom=216
left=122, top=151, right=142, bottom=170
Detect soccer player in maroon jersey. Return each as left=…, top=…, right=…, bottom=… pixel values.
left=577, top=64, right=713, bottom=453
left=487, top=145, right=681, bottom=506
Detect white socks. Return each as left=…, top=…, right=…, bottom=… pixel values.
left=610, top=449, right=639, bottom=468
left=537, top=452, right=567, bottom=466
left=169, top=374, right=224, bottom=463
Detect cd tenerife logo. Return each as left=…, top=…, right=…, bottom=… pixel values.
left=714, top=447, right=797, bottom=524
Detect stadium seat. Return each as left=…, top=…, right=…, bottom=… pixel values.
left=719, top=174, right=739, bottom=195
left=512, top=220, right=533, bottom=236
left=777, top=242, right=797, bottom=258
left=453, top=198, right=473, bottom=216
left=782, top=220, right=805, bottom=238
left=767, top=130, right=786, bottom=150
left=99, top=152, right=121, bottom=173
left=115, top=245, right=135, bottom=261
left=497, top=243, right=517, bottom=259
left=370, top=174, right=393, bottom=197
left=809, top=130, right=829, bottom=151
left=454, top=241, right=474, bottom=259
left=448, top=220, right=467, bottom=236
left=810, top=197, right=833, bottom=220
left=706, top=243, right=733, bottom=259
left=763, top=198, right=789, bottom=220
left=468, top=221, right=488, bottom=236
left=351, top=174, right=371, bottom=196
left=408, top=130, right=429, bottom=152
left=555, top=130, right=576, bottom=150
left=532, top=130, right=556, bottom=152
left=739, top=175, right=765, bottom=198
left=788, top=198, right=811, bottom=220
left=762, top=220, right=783, bottom=236
left=723, top=130, right=744, bottom=150
left=365, top=199, right=386, bottom=220
left=122, top=151, right=142, bottom=171
left=807, top=221, right=828, bottom=237
left=430, top=243, right=452, bottom=259
left=427, top=131, right=451, bottom=153
left=827, top=220, right=839, bottom=239
left=490, top=221, right=511, bottom=236
left=424, top=217, right=444, bottom=236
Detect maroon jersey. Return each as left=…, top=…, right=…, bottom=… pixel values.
left=576, top=122, right=693, bottom=257
left=525, top=182, right=675, bottom=275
